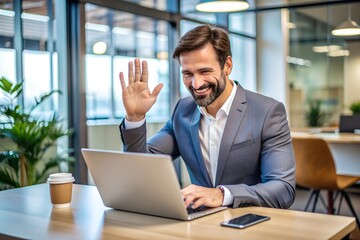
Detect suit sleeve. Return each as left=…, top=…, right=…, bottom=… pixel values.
left=119, top=119, right=148, bottom=153
left=119, top=102, right=181, bottom=159
left=225, top=102, right=296, bottom=209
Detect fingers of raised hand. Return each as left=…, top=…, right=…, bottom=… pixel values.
left=119, top=72, right=126, bottom=90
left=134, top=58, right=141, bottom=82
left=128, top=61, right=134, bottom=83
left=141, top=60, right=148, bottom=83
left=127, top=59, right=148, bottom=84
left=151, top=83, right=164, bottom=97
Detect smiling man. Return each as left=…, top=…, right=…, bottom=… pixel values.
left=119, top=25, right=296, bottom=210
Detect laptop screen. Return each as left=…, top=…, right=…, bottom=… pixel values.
left=339, top=115, right=360, bottom=133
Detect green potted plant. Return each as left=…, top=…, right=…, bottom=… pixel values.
left=349, top=101, right=360, bottom=115
left=0, top=76, right=73, bottom=190
left=305, top=99, right=328, bottom=127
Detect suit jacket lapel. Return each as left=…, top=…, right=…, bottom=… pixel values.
left=215, top=85, right=247, bottom=186
left=190, top=110, right=213, bottom=187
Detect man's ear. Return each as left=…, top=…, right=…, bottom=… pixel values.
left=224, top=56, right=233, bottom=75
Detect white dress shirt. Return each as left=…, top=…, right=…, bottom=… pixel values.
left=198, top=82, right=237, bottom=206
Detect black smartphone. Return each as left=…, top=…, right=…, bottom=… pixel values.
left=220, top=213, right=270, bottom=229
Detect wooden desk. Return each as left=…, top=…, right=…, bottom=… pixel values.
left=0, top=184, right=355, bottom=240
left=291, top=131, right=360, bottom=144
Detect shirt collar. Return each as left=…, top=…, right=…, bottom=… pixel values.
left=198, top=81, right=237, bottom=120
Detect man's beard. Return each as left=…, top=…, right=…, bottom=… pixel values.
left=189, top=72, right=226, bottom=107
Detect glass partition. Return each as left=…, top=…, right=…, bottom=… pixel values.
left=287, top=2, right=360, bottom=128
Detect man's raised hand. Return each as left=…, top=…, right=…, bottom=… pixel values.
left=119, top=59, right=163, bottom=122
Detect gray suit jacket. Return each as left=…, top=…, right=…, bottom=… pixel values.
left=120, top=84, right=296, bottom=209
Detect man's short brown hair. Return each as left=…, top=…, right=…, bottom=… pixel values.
left=172, top=25, right=232, bottom=68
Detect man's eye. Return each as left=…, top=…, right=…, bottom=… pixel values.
left=183, top=73, right=193, bottom=78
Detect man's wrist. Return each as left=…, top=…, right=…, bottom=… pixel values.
left=218, top=186, right=225, bottom=196
left=217, top=185, right=234, bottom=206
left=124, top=117, right=145, bottom=129
left=126, top=114, right=145, bottom=122
left=217, top=186, right=225, bottom=203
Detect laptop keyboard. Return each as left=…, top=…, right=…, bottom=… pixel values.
left=186, top=205, right=209, bottom=214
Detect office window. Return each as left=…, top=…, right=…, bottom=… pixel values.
left=229, top=11, right=256, bottom=37
left=286, top=4, right=357, bottom=128
left=85, top=4, right=170, bottom=121
left=0, top=2, right=15, bottom=105
left=0, top=0, right=57, bottom=118
left=22, top=0, right=56, bottom=116
left=85, top=54, right=112, bottom=119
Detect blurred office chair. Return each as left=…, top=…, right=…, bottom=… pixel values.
left=292, top=137, right=360, bottom=226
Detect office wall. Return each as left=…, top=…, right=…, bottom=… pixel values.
left=256, top=1, right=288, bottom=105
left=344, top=42, right=360, bottom=111
left=87, top=123, right=123, bottom=151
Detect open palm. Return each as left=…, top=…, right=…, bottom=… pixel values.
left=119, top=59, right=163, bottom=122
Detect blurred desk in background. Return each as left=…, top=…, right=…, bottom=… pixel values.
left=291, top=131, right=360, bottom=177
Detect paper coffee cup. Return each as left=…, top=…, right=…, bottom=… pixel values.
left=47, top=173, right=75, bottom=208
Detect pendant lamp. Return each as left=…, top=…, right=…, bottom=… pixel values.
left=332, top=5, right=360, bottom=36
left=196, top=0, right=249, bottom=13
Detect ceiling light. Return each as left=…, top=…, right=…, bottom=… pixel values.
left=196, top=0, right=249, bottom=13
left=332, top=20, right=360, bottom=36
left=287, top=22, right=296, bottom=29
left=157, top=51, right=168, bottom=60
left=93, top=41, right=107, bottom=55
left=312, top=45, right=342, bottom=53
left=286, top=56, right=311, bottom=67
left=327, top=49, right=350, bottom=57
left=332, top=4, right=360, bottom=36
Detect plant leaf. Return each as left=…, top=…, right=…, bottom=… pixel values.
left=0, top=77, right=13, bottom=92
left=0, top=151, right=20, bottom=175
left=31, top=90, right=61, bottom=113
left=0, top=167, right=20, bottom=189
left=1, top=76, right=72, bottom=188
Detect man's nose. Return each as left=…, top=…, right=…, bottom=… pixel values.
left=191, top=74, right=205, bottom=89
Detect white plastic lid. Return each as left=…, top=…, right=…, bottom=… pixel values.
left=47, top=173, right=75, bottom=184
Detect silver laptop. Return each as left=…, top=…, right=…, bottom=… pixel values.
left=81, top=148, right=227, bottom=221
